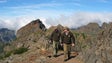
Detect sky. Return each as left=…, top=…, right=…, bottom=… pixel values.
left=0, top=0, right=112, bottom=30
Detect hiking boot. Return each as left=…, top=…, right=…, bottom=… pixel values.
left=64, top=59, right=68, bottom=62
left=48, top=55, right=52, bottom=58
left=68, top=57, right=71, bottom=60
left=53, top=55, right=58, bottom=57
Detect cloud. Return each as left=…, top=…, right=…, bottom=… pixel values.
left=0, top=12, right=112, bottom=31
left=1, top=2, right=82, bottom=18
left=0, top=0, right=7, bottom=3
left=5, top=2, right=81, bottom=12
left=44, top=12, right=112, bottom=28
left=0, top=16, right=39, bottom=30
left=2, top=3, right=71, bottom=17
left=7, top=3, right=62, bottom=9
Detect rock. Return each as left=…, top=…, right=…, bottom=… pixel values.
left=16, top=19, right=46, bottom=38
left=96, top=59, right=103, bottom=63
left=0, top=19, right=51, bottom=63
left=74, top=22, right=112, bottom=63
left=76, top=23, right=101, bottom=35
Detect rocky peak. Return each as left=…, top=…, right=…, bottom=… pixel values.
left=16, top=19, right=46, bottom=38
left=57, top=24, right=64, bottom=31
left=76, top=23, right=101, bottom=35
left=45, top=24, right=64, bottom=40
left=101, top=22, right=109, bottom=29
left=47, top=24, right=64, bottom=32
left=87, top=22, right=99, bottom=27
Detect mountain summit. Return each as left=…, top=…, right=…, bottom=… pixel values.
left=17, top=19, right=46, bottom=38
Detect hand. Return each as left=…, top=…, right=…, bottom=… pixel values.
left=49, top=40, right=53, bottom=44
left=72, top=43, right=75, bottom=46
left=61, top=43, right=63, bottom=46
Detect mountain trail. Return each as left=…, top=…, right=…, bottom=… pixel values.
left=47, top=52, right=83, bottom=63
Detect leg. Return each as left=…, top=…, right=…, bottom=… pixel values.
left=55, top=42, right=59, bottom=56
left=53, top=41, right=56, bottom=56
left=67, top=44, right=71, bottom=59
left=63, top=44, right=68, bottom=60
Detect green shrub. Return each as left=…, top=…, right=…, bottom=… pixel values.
left=0, top=56, right=3, bottom=60
left=81, top=33, right=86, bottom=39
left=0, top=47, right=28, bottom=60
left=72, top=31, right=80, bottom=38
left=4, top=51, right=12, bottom=58
left=13, top=47, right=28, bottom=54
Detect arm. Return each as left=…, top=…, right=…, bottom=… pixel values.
left=50, top=32, right=54, bottom=42
left=59, top=32, right=62, bottom=43
left=61, top=32, right=64, bottom=44
left=70, top=32, right=75, bottom=45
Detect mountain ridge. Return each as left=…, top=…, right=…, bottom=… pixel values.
left=0, top=19, right=112, bottom=63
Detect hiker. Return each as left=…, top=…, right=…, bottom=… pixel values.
left=50, top=28, right=61, bottom=57
left=61, top=27, right=75, bottom=62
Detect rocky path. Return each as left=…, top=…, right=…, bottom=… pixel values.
left=47, top=52, right=83, bottom=63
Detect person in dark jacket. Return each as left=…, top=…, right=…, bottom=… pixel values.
left=61, top=27, right=75, bottom=61
left=51, top=28, right=61, bottom=57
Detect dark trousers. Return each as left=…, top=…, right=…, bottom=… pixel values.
left=53, top=41, right=59, bottom=56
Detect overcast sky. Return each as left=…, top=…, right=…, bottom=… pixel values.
left=0, top=0, right=112, bottom=30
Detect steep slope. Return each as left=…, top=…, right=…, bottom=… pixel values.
left=12, top=19, right=46, bottom=48
left=73, top=22, right=112, bottom=63
left=17, top=19, right=46, bottom=38
left=1, top=19, right=50, bottom=63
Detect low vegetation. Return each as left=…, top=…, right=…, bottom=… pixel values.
left=13, top=47, right=28, bottom=54
left=0, top=47, right=28, bottom=60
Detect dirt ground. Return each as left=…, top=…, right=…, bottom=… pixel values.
left=47, top=52, right=84, bottom=63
